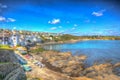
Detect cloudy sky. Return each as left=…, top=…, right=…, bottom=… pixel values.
left=0, top=0, right=120, bottom=36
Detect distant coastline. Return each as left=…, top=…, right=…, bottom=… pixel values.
left=39, top=34, right=120, bottom=46
left=40, top=38, right=120, bottom=46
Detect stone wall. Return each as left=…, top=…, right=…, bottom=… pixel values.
left=0, top=50, right=26, bottom=80
left=0, top=50, right=18, bottom=63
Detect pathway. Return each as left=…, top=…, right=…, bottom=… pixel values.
left=14, top=50, right=70, bottom=80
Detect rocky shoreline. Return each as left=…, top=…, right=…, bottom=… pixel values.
left=32, top=50, right=120, bottom=80
left=39, top=39, right=114, bottom=47
left=39, top=39, right=89, bottom=46
left=0, top=49, right=120, bottom=80
left=39, top=40, right=80, bottom=46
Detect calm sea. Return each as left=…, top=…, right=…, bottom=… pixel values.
left=43, top=40, right=120, bottom=66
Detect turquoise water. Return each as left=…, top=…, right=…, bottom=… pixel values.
left=43, top=40, right=120, bottom=66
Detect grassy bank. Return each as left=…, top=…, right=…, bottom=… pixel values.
left=0, top=45, right=12, bottom=50
left=40, top=34, right=120, bottom=44
left=30, top=47, right=46, bottom=54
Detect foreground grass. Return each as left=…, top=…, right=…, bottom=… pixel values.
left=0, top=45, right=13, bottom=50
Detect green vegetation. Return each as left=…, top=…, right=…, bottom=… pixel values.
left=16, top=44, right=21, bottom=47
left=0, top=62, right=10, bottom=64
left=39, top=34, right=120, bottom=43
left=0, top=45, right=12, bottom=50
left=57, top=35, right=120, bottom=41
left=30, top=47, right=46, bottom=54
left=41, top=34, right=79, bottom=42
left=78, top=35, right=120, bottom=40
left=59, top=35, right=120, bottom=41
left=0, top=74, right=4, bottom=80
left=40, top=35, right=50, bottom=43
left=59, top=34, right=79, bottom=41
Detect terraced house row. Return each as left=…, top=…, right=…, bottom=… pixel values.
left=0, top=29, right=42, bottom=47
left=0, top=29, right=62, bottom=47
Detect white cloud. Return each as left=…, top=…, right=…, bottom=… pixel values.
left=50, top=27, right=57, bottom=30
left=0, top=16, right=5, bottom=21
left=92, top=12, right=103, bottom=16
left=1, top=5, right=7, bottom=8
left=13, top=27, right=16, bottom=29
left=48, top=21, right=51, bottom=24
left=92, top=9, right=106, bottom=17
left=58, top=26, right=62, bottom=28
left=0, top=3, right=7, bottom=8
left=48, top=19, right=60, bottom=24
left=7, top=18, right=16, bottom=22
left=0, top=16, right=16, bottom=22
left=74, top=24, right=78, bottom=27
left=72, top=27, right=76, bottom=30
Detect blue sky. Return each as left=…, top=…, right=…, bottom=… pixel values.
left=0, top=0, right=120, bottom=36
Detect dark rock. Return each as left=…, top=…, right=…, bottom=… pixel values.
left=36, top=51, right=87, bottom=77
left=81, top=63, right=120, bottom=80
left=113, top=63, right=120, bottom=76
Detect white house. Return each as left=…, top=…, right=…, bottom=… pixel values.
left=19, top=35, right=26, bottom=46
left=0, top=33, right=11, bottom=45
left=11, top=30, right=20, bottom=46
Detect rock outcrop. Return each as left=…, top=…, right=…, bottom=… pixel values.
left=34, top=51, right=87, bottom=77
left=113, top=63, right=120, bottom=76
left=80, top=63, right=120, bottom=80
left=33, top=50, right=120, bottom=80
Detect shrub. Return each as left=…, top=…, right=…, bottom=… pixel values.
left=31, top=47, right=45, bottom=53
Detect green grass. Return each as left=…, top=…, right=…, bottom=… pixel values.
left=0, top=75, right=4, bottom=80
left=0, top=45, right=12, bottom=50
left=30, top=47, right=46, bottom=54
left=0, top=62, right=10, bottom=64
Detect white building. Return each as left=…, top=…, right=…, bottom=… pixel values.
left=0, top=33, right=11, bottom=45
left=11, top=30, right=19, bottom=46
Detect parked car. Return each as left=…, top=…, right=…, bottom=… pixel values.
left=19, top=50, right=27, bottom=55
left=22, top=65, right=32, bottom=71
left=15, top=54, right=27, bottom=65
left=17, top=47, right=27, bottom=55
left=33, top=60, right=45, bottom=68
